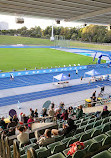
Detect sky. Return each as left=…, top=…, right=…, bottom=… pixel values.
left=0, top=14, right=83, bottom=30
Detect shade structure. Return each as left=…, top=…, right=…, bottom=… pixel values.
left=53, top=73, right=70, bottom=81
left=85, top=69, right=99, bottom=76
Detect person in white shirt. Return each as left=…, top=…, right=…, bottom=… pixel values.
left=48, top=107, right=55, bottom=117
left=36, top=129, right=55, bottom=146
left=17, top=126, right=29, bottom=147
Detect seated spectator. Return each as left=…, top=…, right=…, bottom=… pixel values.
left=59, top=102, right=65, bottom=110
left=7, top=118, right=16, bottom=136
left=51, top=118, right=77, bottom=136
left=30, top=108, right=34, bottom=117
left=100, top=106, right=110, bottom=118
left=13, top=115, right=19, bottom=125
left=51, top=102, right=55, bottom=109
left=0, top=117, right=7, bottom=130
left=34, top=109, right=38, bottom=117
left=68, top=106, right=73, bottom=113
left=24, top=125, right=30, bottom=133
left=17, top=126, right=29, bottom=147
left=55, top=109, right=61, bottom=120
left=21, top=114, right=28, bottom=124
left=27, top=116, right=34, bottom=130
left=36, top=129, right=55, bottom=146
left=42, top=108, right=48, bottom=117
left=48, top=107, right=55, bottom=117
left=61, top=109, right=68, bottom=120
left=76, top=105, right=83, bottom=119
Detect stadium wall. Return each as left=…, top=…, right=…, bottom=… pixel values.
left=0, top=63, right=108, bottom=78
left=0, top=65, right=87, bottom=78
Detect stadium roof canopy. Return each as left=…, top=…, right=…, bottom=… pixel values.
left=1, top=0, right=111, bottom=25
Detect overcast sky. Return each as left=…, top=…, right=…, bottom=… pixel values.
left=0, top=14, right=83, bottom=29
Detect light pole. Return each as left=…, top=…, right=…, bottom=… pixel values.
left=50, top=24, right=55, bottom=41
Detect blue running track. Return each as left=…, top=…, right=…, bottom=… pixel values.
left=0, top=80, right=110, bottom=107
left=0, top=67, right=111, bottom=90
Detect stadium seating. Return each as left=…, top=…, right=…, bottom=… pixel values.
left=1, top=109, right=111, bottom=158
left=92, top=150, right=111, bottom=158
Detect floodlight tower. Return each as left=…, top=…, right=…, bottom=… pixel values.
left=50, top=19, right=60, bottom=41
left=50, top=24, right=54, bottom=41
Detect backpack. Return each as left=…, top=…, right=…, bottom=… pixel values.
left=67, top=141, right=85, bottom=156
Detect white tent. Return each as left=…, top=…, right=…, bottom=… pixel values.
left=53, top=73, right=70, bottom=81
left=85, top=69, right=99, bottom=76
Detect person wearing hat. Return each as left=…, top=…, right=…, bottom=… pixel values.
left=100, top=106, right=110, bottom=118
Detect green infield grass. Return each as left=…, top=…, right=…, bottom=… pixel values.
left=0, top=48, right=105, bottom=72
left=0, top=35, right=111, bottom=51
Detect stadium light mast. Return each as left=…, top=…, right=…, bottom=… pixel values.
left=50, top=19, right=60, bottom=41
left=50, top=24, right=54, bottom=41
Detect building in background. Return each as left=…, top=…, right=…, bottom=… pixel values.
left=0, top=22, right=9, bottom=30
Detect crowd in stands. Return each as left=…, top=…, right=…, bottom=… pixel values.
left=0, top=97, right=111, bottom=157
left=0, top=102, right=83, bottom=146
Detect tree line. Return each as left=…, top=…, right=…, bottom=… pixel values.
left=0, top=24, right=111, bottom=43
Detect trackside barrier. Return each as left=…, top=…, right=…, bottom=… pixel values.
left=87, top=63, right=108, bottom=69
left=0, top=65, right=87, bottom=78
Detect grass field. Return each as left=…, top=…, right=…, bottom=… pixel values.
left=0, top=35, right=111, bottom=51
left=0, top=48, right=103, bottom=72
left=0, top=35, right=54, bottom=46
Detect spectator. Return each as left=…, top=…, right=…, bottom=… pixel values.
left=17, top=126, right=29, bottom=147
left=76, top=105, right=83, bottom=119
left=52, top=118, right=77, bottom=136
left=27, top=116, right=34, bottom=130
left=42, top=108, right=48, bottom=117
left=55, top=109, right=61, bottom=120
left=68, top=106, right=75, bottom=119
left=48, top=107, right=55, bottom=117
left=59, top=102, right=65, bottom=111
left=24, top=125, right=30, bottom=133
left=68, top=106, right=74, bottom=114
left=30, top=108, right=34, bottom=117
left=36, top=129, right=55, bottom=146
left=100, top=106, right=110, bottom=118
left=7, top=118, right=16, bottom=136
left=21, top=114, right=28, bottom=124
left=0, top=117, right=7, bottom=130
left=61, top=109, right=68, bottom=120
left=13, top=115, right=19, bottom=125
left=51, top=102, right=55, bottom=109
left=34, top=109, right=38, bottom=117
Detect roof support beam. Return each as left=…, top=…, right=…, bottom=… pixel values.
left=65, top=7, right=111, bottom=22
